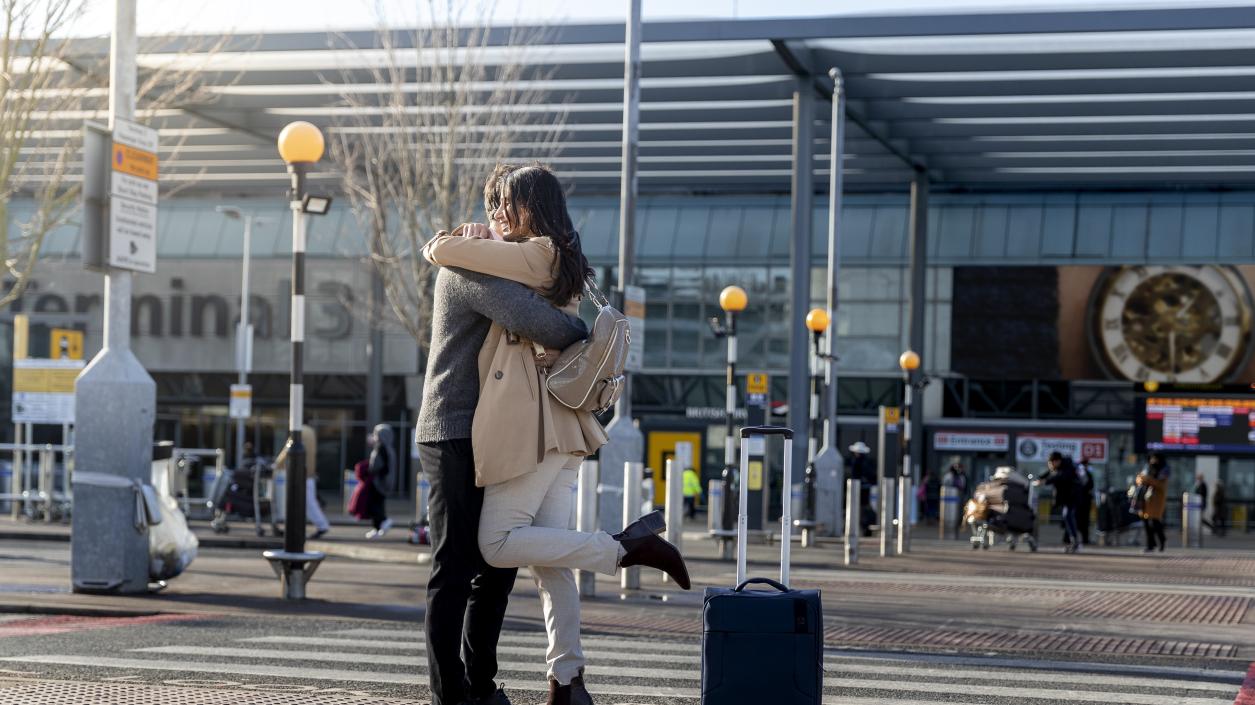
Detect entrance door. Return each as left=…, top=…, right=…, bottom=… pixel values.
left=646, top=431, right=703, bottom=507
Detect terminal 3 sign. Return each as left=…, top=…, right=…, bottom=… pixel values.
left=8, top=260, right=418, bottom=376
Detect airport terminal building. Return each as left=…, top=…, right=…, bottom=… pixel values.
left=7, top=7, right=1255, bottom=520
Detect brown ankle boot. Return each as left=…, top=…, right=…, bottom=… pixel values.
left=547, top=672, right=594, bottom=705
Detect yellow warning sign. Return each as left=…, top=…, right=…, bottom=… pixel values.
left=880, top=406, right=901, bottom=425
left=13, top=362, right=79, bottom=394
left=747, top=460, right=763, bottom=491
left=112, top=142, right=158, bottom=181
left=746, top=373, right=769, bottom=395
left=50, top=329, right=84, bottom=360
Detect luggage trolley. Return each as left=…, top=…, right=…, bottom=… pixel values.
left=965, top=466, right=1039, bottom=552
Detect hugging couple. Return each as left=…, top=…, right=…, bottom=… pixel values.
left=413, top=163, right=691, bottom=705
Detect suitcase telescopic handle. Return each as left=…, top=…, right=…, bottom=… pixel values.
left=736, top=425, right=794, bottom=588
left=739, top=425, right=794, bottom=440
left=733, top=577, right=789, bottom=593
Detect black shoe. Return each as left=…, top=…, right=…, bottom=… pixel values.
left=617, top=532, right=691, bottom=590
left=309, top=528, right=328, bottom=540
left=613, top=509, right=665, bottom=542
left=466, top=684, right=511, bottom=705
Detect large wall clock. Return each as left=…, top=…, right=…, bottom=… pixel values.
left=1089, top=265, right=1253, bottom=383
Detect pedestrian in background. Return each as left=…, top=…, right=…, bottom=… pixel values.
left=1212, top=479, right=1228, bottom=537
left=363, top=424, right=395, bottom=539
left=943, top=461, right=968, bottom=533
left=1040, top=452, right=1081, bottom=553
left=1135, top=453, right=1169, bottom=553
left=1193, top=473, right=1213, bottom=533
left=273, top=424, right=331, bottom=540
left=1073, top=455, right=1096, bottom=546
left=682, top=466, right=702, bottom=520
left=847, top=441, right=876, bottom=537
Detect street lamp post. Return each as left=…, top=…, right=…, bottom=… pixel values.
left=799, top=308, right=830, bottom=547
left=262, top=120, right=331, bottom=599
left=899, top=350, right=921, bottom=553
left=711, top=285, right=747, bottom=560
left=217, top=207, right=260, bottom=473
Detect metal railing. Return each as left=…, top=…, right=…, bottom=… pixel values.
left=1, top=443, right=74, bottom=522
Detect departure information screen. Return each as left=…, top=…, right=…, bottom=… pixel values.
left=1136, top=389, right=1255, bottom=454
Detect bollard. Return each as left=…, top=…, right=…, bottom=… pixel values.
left=9, top=441, right=23, bottom=521
left=708, top=478, right=735, bottom=560
left=621, top=462, right=643, bottom=590
left=39, top=447, right=55, bottom=523
left=1182, top=492, right=1203, bottom=548
left=342, top=469, right=358, bottom=515
left=663, top=459, right=684, bottom=583
left=844, top=478, right=860, bottom=565
left=940, top=485, right=960, bottom=540
left=880, top=478, right=896, bottom=558
left=897, top=478, right=912, bottom=554
left=577, top=460, right=599, bottom=596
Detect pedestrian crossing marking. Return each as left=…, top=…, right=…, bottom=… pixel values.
left=0, top=625, right=1244, bottom=704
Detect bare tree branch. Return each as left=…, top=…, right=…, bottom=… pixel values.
left=0, top=1, right=242, bottom=307
left=327, top=0, right=567, bottom=356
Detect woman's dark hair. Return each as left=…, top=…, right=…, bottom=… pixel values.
left=500, top=164, right=593, bottom=307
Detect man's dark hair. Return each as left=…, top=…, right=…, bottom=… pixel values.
left=1047, top=451, right=1064, bottom=462
left=499, top=164, right=593, bottom=307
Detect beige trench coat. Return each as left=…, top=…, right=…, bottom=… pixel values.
left=421, top=234, right=608, bottom=487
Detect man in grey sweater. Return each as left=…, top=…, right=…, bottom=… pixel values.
left=415, top=265, right=587, bottom=705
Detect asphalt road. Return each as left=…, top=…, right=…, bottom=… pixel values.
left=0, top=538, right=1252, bottom=704
left=0, top=610, right=1248, bottom=705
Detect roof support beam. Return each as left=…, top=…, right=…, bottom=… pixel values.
left=771, top=39, right=932, bottom=177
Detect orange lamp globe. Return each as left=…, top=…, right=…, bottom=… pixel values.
left=719, top=285, right=748, bottom=313
left=1144, top=380, right=1160, bottom=393
left=899, top=350, right=921, bottom=372
left=805, top=308, right=830, bottom=333
left=277, top=121, right=325, bottom=164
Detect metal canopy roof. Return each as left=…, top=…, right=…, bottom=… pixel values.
left=44, top=4, right=1255, bottom=194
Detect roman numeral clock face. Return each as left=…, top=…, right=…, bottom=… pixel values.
left=1092, top=265, right=1252, bottom=383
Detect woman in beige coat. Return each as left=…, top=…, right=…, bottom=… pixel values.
left=422, top=164, right=688, bottom=705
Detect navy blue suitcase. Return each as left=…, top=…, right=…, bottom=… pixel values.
left=701, top=425, right=824, bottom=705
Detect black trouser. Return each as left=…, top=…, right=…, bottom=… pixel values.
left=419, top=439, right=518, bottom=705
left=684, top=496, right=696, bottom=520
left=366, top=484, right=389, bottom=530
left=1076, top=499, right=1092, bottom=544
left=1144, top=518, right=1166, bottom=550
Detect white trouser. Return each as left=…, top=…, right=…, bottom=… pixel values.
left=479, top=450, right=620, bottom=684
left=306, top=477, right=331, bottom=531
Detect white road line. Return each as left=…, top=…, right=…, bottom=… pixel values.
left=329, top=628, right=704, bottom=653
left=136, top=643, right=1240, bottom=695
left=823, top=677, right=1234, bottom=705
left=131, top=646, right=701, bottom=681
left=245, top=633, right=699, bottom=654
left=0, top=655, right=697, bottom=699
left=823, top=663, right=1241, bottom=694
left=828, top=649, right=1249, bottom=683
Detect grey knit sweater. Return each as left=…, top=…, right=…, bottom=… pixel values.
left=415, top=267, right=588, bottom=444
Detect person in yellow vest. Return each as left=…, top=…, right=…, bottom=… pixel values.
left=683, top=466, right=702, bottom=520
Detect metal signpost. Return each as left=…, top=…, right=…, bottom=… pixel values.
left=72, top=0, right=159, bottom=595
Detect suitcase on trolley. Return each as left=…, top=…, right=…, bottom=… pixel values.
left=701, top=425, right=823, bottom=705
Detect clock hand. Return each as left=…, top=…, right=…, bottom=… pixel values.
left=1169, top=329, right=1177, bottom=374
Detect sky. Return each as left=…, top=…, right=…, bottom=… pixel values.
left=66, top=0, right=1245, bottom=37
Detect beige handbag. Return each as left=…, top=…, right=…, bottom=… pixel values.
left=544, top=280, right=630, bottom=414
